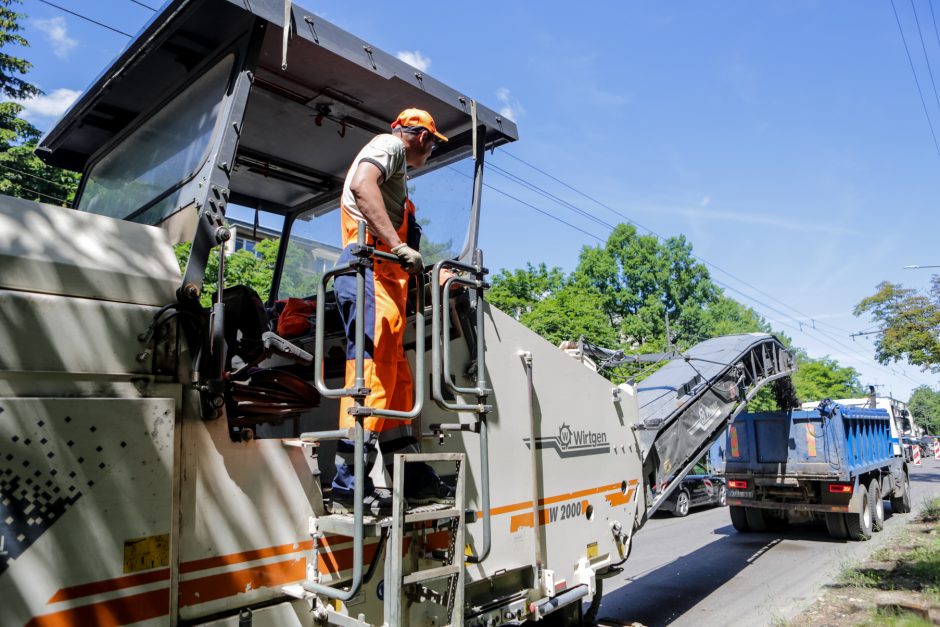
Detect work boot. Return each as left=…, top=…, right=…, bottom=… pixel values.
left=331, top=437, right=395, bottom=516
left=396, top=460, right=456, bottom=506
left=331, top=487, right=394, bottom=516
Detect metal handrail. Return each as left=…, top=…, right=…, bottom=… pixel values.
left=428, top=252, right=492, bottom=564
left=304, top=220, right=424, bottom=601
left=442, top=274, right=489, bottom=396
left=431, top=257, right=490, bottom=413
left=313, top=222, right=425, bottom=419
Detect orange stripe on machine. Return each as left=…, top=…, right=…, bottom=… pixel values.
left=28, top=589, right=169, bottom=627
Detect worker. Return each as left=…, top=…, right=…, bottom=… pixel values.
left=331, top=108, right=455, bottom=515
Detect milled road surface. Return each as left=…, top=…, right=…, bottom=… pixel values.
left=595, top=461, right=940, bottom=626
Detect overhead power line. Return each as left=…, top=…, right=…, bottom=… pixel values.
left=484, top=150, right=931, bottom=388
left=890, top=0, right=940, bottom=161
left=128, top=0, right=158, bottom=10
left=498, top=150, right=858, bottom=337
left=36, top=0, right=134, bottom=38
left=908, top=0, right=940, bottom=115
left=0, top=162, right=75, bottom=191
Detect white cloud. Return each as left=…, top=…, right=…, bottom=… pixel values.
left=32, top=17, right=77, bottom=59
left=700, top=196, right=711, bottom=207
left=16, top=88, right=82, bottom=122
left=496, top=87, right=525, bottom=122
left=397, top=50, right=431, bottom=73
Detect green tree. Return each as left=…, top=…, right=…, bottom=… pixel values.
left=176, top=239, right=278, bottom=308
left=701, top=295, right=772, bottom=337
left=488, top=262, right=566, bottom=320
left=0, top=0, right=79, bottom=205
left=854, top=278, right=940, bottom=372
left=908, top=386, right=940, bottom=435
left=574, top=224, right=718, bottom=350
left=520, top=283, right=619, bottom=347
left=790, top=354, right=864, bottom=402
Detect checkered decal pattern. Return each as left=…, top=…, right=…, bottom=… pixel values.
left=0, top=411, right=114, bottom=575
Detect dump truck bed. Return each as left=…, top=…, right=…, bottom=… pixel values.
left=725, top=405, right=896, bottom=482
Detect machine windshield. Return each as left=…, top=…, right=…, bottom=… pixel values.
left=277, top=160, right=475, bottom=300
left=77, top=54, right=234, bottom=224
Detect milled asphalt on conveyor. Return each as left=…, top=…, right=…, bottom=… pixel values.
left=595, top=462, right=940, bottom=626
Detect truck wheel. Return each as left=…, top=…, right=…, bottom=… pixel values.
left=729, top=506, right=750, bottom=532
left=744, top=507, right=767, bottom=532
left=891, top=473, right=912, bottom=514
left=868, top=479, right=885, bottom=532
left=825, top=513, right=848, bottom=539
left=846, top=484, right=873, bottom=541
left=672, top=490, right=691, bottom=517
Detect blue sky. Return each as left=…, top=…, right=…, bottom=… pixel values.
left=14, top=0, right=940, bottom=401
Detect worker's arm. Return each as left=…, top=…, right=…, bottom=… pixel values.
left=349, top=161, right=403, bottom=248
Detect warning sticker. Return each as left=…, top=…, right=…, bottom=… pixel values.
left=123, top=533, right=170, bottom=573
left=586, top=541, right=598, bottom=559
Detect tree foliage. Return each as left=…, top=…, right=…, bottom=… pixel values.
left=574, top=224, right=719, bottom=350
left=490, top=221, right=865, bottom=403
left=0, top=0, right=79, bottom=205
left=854, top=278, right=940, bottom=372
left=908, top=386, right=940, bottom=435
left=790, top=354, right=864, bottom=402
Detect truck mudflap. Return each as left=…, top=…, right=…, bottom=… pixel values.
left=727, top=499, right=851, bottom=514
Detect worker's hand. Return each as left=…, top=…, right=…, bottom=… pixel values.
left=391, top=243, right=424, bottom=274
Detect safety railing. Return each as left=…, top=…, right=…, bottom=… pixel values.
left=301, top=221, right=424, bottom=602
left=428, top=251, right=493, bottom=564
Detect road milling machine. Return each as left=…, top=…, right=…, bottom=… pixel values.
left=0, top=1, right=795, bottom=625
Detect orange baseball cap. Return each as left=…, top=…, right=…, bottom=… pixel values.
left=391, top=108, right=448, bottom=142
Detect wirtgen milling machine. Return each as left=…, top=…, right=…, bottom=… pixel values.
left=0, top=1, right=794, bottom=624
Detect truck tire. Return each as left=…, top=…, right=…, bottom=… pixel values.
left=825, top=513, right=848, bottom=539
left=729, top=506, right=750, bottom=532
left=891, top=472, right=912, bottom=514
left=846, top=484, right=873, bottom=541
left=672, top=490, right=691, bottom=517
left=744, top=507, right=767, bottom=532
left=868, top=479, right=885, bottom=532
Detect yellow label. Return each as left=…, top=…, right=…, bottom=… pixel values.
left=123, top=533, right=170, bottom=574
left=586, top=541, right=598, bottom=559
left=465, top=544, right=474, bottom=557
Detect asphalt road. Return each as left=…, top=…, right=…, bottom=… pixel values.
left=594, top=461, right=940, bottom=626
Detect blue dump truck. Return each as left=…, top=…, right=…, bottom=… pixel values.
left=722, top=401, right=911, bottom=540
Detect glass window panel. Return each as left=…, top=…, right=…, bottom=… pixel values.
left=78, top=54, right=235, bottom=224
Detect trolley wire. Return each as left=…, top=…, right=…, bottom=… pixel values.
left=484, top=151, right=932, bottom=387
left=0, top=162, right=76, bottom=191
left=36, top=0, right=134, bottom=38
left=128, top=0, right=158, bottom=10
left=908, top=0, right=940, bottom=115
left=499, top=150, right=859, bottom=337
left=890, top=0, right=940, bottom=160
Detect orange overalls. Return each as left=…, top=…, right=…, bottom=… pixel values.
left=334, top=200, right=416, bottom=433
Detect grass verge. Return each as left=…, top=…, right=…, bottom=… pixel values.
left=790, top=496, right=940, bottom=626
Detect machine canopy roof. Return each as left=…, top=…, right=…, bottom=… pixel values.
left=37, top=0, right=518, bottom=215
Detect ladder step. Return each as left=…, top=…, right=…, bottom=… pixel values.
left=404, top=507, right=461, bottom=523
left=402, top=564, right=461, bottom=585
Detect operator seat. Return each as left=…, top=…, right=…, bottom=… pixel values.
left=221, top=285, right=321, bottom=428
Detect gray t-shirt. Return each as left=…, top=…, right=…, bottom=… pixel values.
left=341, top=133, right=408, bottom=230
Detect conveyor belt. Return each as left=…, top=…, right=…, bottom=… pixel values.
left=629, top=333, right=795, bottom=519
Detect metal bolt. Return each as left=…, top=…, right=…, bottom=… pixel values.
left=136, top=351, right=150, bottom=362
left=184, top=283, right=200, bottom=300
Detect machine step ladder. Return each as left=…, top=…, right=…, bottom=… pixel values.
left=385, top=452, right=466, bottom=627
left=301, top=452, right=467, bottom=626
